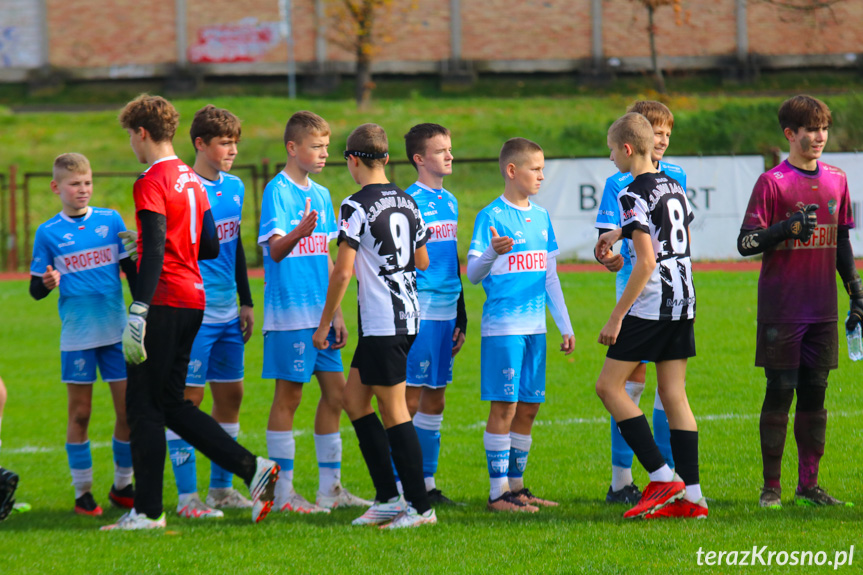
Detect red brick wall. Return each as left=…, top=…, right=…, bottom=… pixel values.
left=42, top=0, right=862, bottom=71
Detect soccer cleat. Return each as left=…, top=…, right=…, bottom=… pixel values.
left=380, top=506, right=437, bottom=529
left=427, top=488, right=464, bottom=506
left=759, top=486, right=782, bottom=509
left=206, top=487, right=253, bottom=509
left=315, top=483, right=373, bottom=510
left=487, top=491, right=539, bottom=513
left=276, top=488, right=330, bottom=514
left=0, top=467, right=19, bottom=522
left=12, top=502, right=32, bottom=514
left=512, top=487, right=559, bottom=507
left=108, top=484, right=135, bottom=509
left=606, top=483, right=642, bottom=504
left=795, top=485, right=849, bottom=507
left=248, top=457, right=280, bottom=523
left=622, top=477, right=685, bottom=519
left=74, top=492, right=104, bottom=517
left=101, top=508, right=167, bottom=531
left=351, top=496, right=407, bottom=526
left=645, top=497, right=709, bottom=519
left=177, top=493, right=224, bottom=519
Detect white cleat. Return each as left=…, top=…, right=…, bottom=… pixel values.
left=177, top=493, right=224, bottom=519
left=380, top=506, right=437, bottom=529
left=316, top=483, right=373, bottom=510
left=206, top=487, right=253, bottom=509
left=101, top=508, right=167, bottom=531
left=276, top=488, right=330, bottom=514
left=351, top=495, right=407, bottom=526
left=248, top=457, right=280, bottom=523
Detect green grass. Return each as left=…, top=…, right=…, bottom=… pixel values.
left=1, top=271, right=862, bottom=573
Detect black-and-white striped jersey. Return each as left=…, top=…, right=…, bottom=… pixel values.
left=338, top=183, right=428, bottom=336
left=618, top=171, right=695, bottom=321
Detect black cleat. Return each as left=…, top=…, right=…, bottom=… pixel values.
left=427, top=488, right=465, bottom=506
left=606, top=483, right=642, bottom=504
left=0, top=467, right=19, bottom=521
left=109, top=484, right=135, bottom=509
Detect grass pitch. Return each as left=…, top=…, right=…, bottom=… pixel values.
left=0, top=271, right=861, bottom=574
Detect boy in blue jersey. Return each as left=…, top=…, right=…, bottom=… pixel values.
left=467, top=138, right=575, bottom=512
left=258, top=111, right=370, bottom=513
left=159, top=105, right=256, bottom=518
left=29, top=153, right=137, bottom=516
left=594, top=101, right=684, bottom=504
left=403, top=124, right=467, bottom=505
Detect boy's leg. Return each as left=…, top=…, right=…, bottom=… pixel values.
left=609, top=364, right=644, bottom=500
left=793, top=367, right=842, bottom=505
left=655, top=360, right=702, bottom=503
left=415, top=389, right=445, bottom=493
left=314, top=369, right=370, bottom=509
left=66, top=382, right=102, bottom=514
left=266, top=379, right=306, bottom=510
left=107, top=378, right=134, bottom=508
left=759, top=368, right=795, bottom=506
left=206, top=379, right=253, bottom=510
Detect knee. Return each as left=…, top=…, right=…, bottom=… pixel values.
left=69, top=405, right=92, bottom=429
left=595, top=379, right=615, bottom=403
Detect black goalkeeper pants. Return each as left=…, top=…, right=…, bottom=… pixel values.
left=126, top=306, right=257, bottom=519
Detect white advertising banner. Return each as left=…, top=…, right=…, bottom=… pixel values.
left=536, top=156, right=767, bottom=261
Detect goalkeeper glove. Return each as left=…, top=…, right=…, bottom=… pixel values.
left=782, top=204, right=818, bottom=243
left=122, top=301, right=149, bottom=364
left=846, top=278, right=863, bottom=332
left=118, top=231, right=138, bottom=262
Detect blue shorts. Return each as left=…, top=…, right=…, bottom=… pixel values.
left=262, top=328, right=343, bottom=383
left=407, top=318, right=456, bottom=389
left=61, top=342, right=126, bottom=384
left=186, top=318, right=245, bottom=386
left=480, top=334, right=546, bottom=403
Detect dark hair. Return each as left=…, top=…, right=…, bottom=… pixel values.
left=404, top=123, right=450, bottom=170
left=190, top=104, right=241, bottom=146
left=346, top=123, right=388, bottom=168
left=778, top=95, right=833, bottom=133
left=118, top=94, right=179, bottom=143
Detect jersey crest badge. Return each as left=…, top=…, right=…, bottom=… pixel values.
left=95, top=225, right=109, bottom=238
left=828, top=200, right=837, bottom=214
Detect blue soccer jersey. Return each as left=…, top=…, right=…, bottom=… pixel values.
left=30, top=207, right=130, bottom=351
left=469, top=196, right=559, bottom=337
left=595, top=162, right=687, bottom=286
left=258, top=171, right=338, bottom=332
left=197, top=172, right=245, bottom=324
left=407, top=182, right=461, bottom=321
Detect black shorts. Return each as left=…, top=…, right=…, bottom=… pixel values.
left=351, top=334, right=416, bottom=387
left=755, top=321, right=838, bottom=371
left=606, top=316, right=696, bottom=363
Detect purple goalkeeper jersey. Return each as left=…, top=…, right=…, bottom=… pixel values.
left=741, top=160, right=855, bottom=324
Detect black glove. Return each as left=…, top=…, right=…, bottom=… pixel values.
left=782, top=204, right=818, bottom=242
left=846, top=277, right=863, bottom=332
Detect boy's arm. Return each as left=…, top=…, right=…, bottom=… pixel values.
left=313, top=243, right=356, bottom=350
left=837, top=228, right=863, bottom=330
left=327, top=254, right=348, bottom=350
left=134, top=210, right=166, bottom=307
left=198, top=209, right=220, bottom=261
left=452, top=264, right=467, bottom=356
left=596, top=229, right=624, bottom=271
left=467, top=226, right=513, bottom=284
left=268, top=199, right=318, bottom=263
left=737, top=204, right=818, bottom=256
left=120, top=257, right=138, bottom=299
left=29, top=273, right=53, bottom=300
left=545, top=255, right=575, bottom=354
left=234, top=234, right=255, bottom=343
left=415, top=245, right=429, bottom=271
left=598, top=229, right=654, bottom=346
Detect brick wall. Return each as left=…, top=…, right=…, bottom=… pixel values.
left=22, top=0, right=863, bottom=75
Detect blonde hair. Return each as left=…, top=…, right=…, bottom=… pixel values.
left=627, top=100, right=674, bottom=130
left=118, top=94, right=179, bottom=143
left=52, top=152, right=91, bottom=181
left=608, top=113, right=654, bottom=156
left=284, top=111, right=330, bottom=147
left=499, top=137, right=543, bottom=177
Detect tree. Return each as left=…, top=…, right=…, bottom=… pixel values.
left=327, top=0, right=417, bottom=108
left=630, top=0, right=687, bottom=94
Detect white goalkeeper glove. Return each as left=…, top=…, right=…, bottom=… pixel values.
left=118, top=231, right=138, bottom=262
left=122, top=301, right=149, bottom=364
